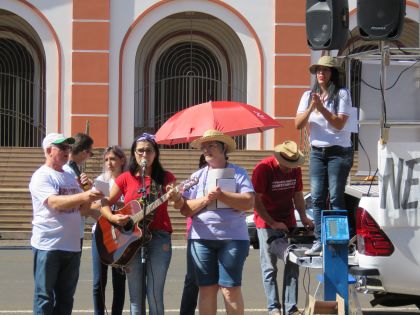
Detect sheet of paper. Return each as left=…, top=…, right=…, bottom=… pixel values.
left=94, top=179, right=110, bottom=196
left=206, top=168, right=235, bottom=210
left=207, top=168, right=235, bottom=188
left=216, top=178, right=236, bottom=209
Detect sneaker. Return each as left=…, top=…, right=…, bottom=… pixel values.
left=305, top=240, right=322, bottom=256
left=289, top=311, right=303, bottom=315
left=269, top=309, right=281, bottom=315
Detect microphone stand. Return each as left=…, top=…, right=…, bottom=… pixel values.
left=139, top=164, right=148, bottom=315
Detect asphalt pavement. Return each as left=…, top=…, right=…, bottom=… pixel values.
left=0, top=240, right=419, bottom=314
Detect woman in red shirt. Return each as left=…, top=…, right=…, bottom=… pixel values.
left=100, top=133, right=176, bottom=315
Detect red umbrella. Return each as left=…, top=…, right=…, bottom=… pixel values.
left=155, top=101, right=281, bottom=145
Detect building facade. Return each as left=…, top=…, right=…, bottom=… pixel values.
left=0, top=0, right=419, bottom=149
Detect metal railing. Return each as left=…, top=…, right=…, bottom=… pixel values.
left=135, top=40, right=247, bottom=149
left=0, top=107, right=45, bottom=147
left=0, top=34, right=46, bottom=147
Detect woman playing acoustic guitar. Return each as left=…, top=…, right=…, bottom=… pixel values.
left=99, top=133, right=177, bottom=315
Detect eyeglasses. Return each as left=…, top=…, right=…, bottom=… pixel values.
left=53, top=143, right=71, bottom=151
left=200, top=143, right=220, bottom=152
left=135, top=148, right=155, bottom=155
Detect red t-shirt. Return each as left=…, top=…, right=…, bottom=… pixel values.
left=114, top=171, right=176, bottom=233
left=252, top=156, right=303, bottom=229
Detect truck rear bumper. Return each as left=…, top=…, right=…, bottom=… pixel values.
left=350, top=266, right=386, bottom=294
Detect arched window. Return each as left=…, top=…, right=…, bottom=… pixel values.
left=154, top=42, right=222, bottom=128
left=0, top=38, right=45, bottom=147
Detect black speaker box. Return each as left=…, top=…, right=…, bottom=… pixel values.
left=306, top=0, right=349, bottom=50
left=357, top=0, right=406, bottom=40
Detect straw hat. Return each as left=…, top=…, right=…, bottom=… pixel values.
left=274, top=141, right=305, bottom=168
left=309, top=56, right=342, bottom=74
left=190, top=129, right=236, bottom=153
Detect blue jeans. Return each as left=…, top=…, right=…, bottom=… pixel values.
left=257, top=229, right=299, bottom=315
left=310, top=146, right=353, bottom=239
left=92, top=233, right=126, bottom=315
left=190, top=239, right=249, bottom=287
left=32, top=248, right=81, bottom=315
left=126, top=230, right=172, bottom=315
left=180, top=239, right=198, bottom=315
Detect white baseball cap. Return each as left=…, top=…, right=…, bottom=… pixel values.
left=42, top=133, right=75, bottom=150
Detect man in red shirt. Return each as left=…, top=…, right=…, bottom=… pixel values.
left=252, top=141, right=313, bottom=315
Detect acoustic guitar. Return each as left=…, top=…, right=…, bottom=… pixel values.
left=94, top=178, right=198, bottom=267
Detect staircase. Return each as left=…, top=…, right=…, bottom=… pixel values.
left=0, top=148, right=274, bottom=240
left=0, top=147, right=357, bottom=241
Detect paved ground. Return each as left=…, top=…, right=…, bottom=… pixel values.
left=0, top=240, right=419, bottom=314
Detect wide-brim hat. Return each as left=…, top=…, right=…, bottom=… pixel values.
left=42, top=133, right=75, bottom=150
left=274, top=140, right=305, bottom=168
left=309, top=56, right=342, bottom=74
left=190, top=129, right=236, bottom=153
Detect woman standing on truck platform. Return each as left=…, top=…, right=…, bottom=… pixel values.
left=295, top=56, right=354, bottom=255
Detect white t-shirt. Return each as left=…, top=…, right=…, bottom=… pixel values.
left=63, top=163, right=86, bottom=239
left=297, top=89, right=352, bottom=147
left=29, top=165, right=83, bottom=252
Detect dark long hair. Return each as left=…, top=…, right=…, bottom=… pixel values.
left=309, top=67, right=343, bottom=113
left=198, top=154, right=207, bottom=168
left=128, top=137, right=166, bottom=186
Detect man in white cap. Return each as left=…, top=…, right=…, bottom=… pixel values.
left=29, top=132, right=104, bottom=315
left=252, top=140, right=313, bottom=315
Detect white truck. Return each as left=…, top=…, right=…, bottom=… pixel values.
left=344, top=46, right=420, bottom=308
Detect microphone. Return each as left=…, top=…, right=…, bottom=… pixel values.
left=68, top=160, right=90, bottom=191
left=140, top=159, right=147, bottom=176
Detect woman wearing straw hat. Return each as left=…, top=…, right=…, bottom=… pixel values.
left=171, top=129, right=255, bottom=315
left=295, top=56, right=354, bottom=255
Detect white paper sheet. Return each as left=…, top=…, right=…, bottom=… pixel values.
left=206, top=168, right=235, bottom=210
left=216, top=178, right=236, bottom=209
left=94, top=179, right=110, bottom=196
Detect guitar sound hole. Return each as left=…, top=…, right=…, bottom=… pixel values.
left=122, top=219, right=134, bottom=232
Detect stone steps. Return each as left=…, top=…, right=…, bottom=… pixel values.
left=0, top=147, right=277, bottom=239
left=0, top=147, right=359, bottom=240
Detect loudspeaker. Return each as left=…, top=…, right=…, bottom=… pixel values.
left=357, top=0, right=406, bottom=40
left=306, top=0, right=349, bottom=50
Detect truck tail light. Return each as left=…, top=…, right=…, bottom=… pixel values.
left=356, top=207, right=395, bottom=256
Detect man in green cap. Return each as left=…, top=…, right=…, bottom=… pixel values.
left=29, top=132, right=104, bottom=315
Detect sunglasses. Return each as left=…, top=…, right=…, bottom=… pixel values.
left=53, top=143, right=71, bottom=151
left=84, top=149, right=94, bottom=157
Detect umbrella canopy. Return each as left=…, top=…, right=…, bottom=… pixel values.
left=155, top=101, right=281, bottom=145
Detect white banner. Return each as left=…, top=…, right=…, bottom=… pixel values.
left=378, top=142, right=420, bottom=225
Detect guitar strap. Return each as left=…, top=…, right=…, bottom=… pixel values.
left=149, top=181, right=162, bottom=200
left=143, top=180, right=162, bottom=221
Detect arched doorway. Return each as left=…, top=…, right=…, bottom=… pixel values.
left=134, top=12, right=247, bottom=148
left=0, top=9, right=45, bottom=147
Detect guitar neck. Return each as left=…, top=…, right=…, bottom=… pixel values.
left=130, top=188, right=173, bottom=224
left=128, top=178, right=198, bottom=226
